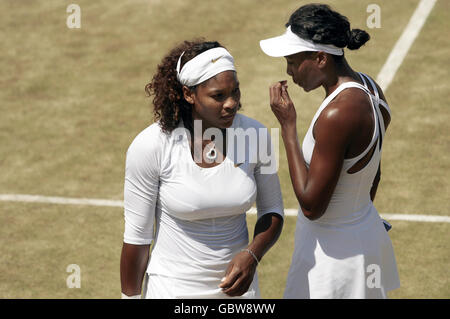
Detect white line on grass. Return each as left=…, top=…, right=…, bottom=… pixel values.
left=376, top=0, right=437, bottom=91
left=246, top=207, right=450, bottom=223
left=0, top=194, right=123, bottom=208
left=1, top=194, right=449, bottom=223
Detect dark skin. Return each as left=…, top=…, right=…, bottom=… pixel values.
left=120, top=244, right=150, bottom=296
left=269, top=51, right=390, bottom=221
left=121, top=71, right=283, bottom=297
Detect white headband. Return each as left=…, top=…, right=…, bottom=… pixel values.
left=176, top=47, right=236, bottom=87
left=260, top=26, right=344, bottom=57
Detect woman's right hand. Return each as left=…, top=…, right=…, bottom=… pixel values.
left=219, top=250, right=258, bottom=297
left=269, top=81, right=297, bottom=132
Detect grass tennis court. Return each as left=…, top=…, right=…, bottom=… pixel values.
left=0, top=0, right=448, bottom=298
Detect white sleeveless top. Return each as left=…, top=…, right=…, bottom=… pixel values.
left=284, top=73, right=400, bottom=299
left=301, top=73, right=390, bottom=224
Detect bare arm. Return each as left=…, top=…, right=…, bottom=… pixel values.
left=120, top=243, right=150, bottom=297
left=250, top=213, right=284, bottom=261
left=219, top=213, right=283, bottom=297
left=280, top=111, right=346, bottom=220
left=269, top=82, right=365, bottom=220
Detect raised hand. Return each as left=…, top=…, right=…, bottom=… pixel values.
left=269, top=81, right=297, bottom=131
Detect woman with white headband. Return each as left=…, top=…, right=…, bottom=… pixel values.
left=260, top=4, right=399, bottom=298
left=120, top=40, right=284, bottom=298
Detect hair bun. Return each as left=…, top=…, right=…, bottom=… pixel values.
left=347, top=29, right=370, bottom=50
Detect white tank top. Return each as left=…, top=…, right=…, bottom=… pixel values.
left=301, top=73, right=391, bottom=224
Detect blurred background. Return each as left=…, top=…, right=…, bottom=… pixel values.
left=0, top=0, right=448, bottom=298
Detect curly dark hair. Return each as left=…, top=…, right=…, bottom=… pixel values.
left=145, top=40, right=225, bottom=134
left=286, top=4, right=370, bottom=51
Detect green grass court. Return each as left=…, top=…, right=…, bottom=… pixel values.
left=0, top=0, right=448, bottom=298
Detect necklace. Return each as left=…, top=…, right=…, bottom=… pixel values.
left=205, top=144, right=217, bottom=161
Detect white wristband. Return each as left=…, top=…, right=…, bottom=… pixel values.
left=121, top=293, right=141, bottom=299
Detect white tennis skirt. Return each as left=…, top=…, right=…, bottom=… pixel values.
left=144, top=272, right=260, bottom=299
left=284, top=204, right=400, bottom=299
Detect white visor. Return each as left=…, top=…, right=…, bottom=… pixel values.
left=176, top=47, right=236, bottom=87
left=260, top=26, right=344, bottom=57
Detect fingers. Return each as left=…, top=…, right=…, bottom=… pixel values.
left=218, top=264, right=239, bottom=289
left=268, top=81, right=297, bottom=128
left=219, top=265, right=253, bottom=297
left=281, top=84, right=292, bottom=104
left=222, top=274, right=253, bottom=297
left=218, top=253, right=256, bottom=297
left=269, top=82, right=281, bottom=106
left=269, top=82, right=283, bottom=109
left=270, top=80, right=292, bottom=109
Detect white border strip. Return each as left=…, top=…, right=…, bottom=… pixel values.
left=376, top=0, right=437, bottom=91
left=1, top=194, right=448, bottom=223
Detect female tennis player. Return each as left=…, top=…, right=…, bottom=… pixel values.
left=260, top=4, right=400, bottom=298
left=120, top=40, right=284, bottom=298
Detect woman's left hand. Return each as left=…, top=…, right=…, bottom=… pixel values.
left=269, top=81, right=297, bottom=131
left=219, top=250, right=258, bottom=296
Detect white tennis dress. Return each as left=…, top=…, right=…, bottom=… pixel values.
left=284, top=73, right=400, bottom=299
left=123, top=113, right=284, bottom=299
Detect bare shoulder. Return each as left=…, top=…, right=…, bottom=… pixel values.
left=313, top=87, right=374, bottom=143
left=323, top=87, right=371, bottom=123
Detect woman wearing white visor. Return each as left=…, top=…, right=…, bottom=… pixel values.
left=120, top=40, right=284, bottom=298
left=260, top=4, right=399, bottom=298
